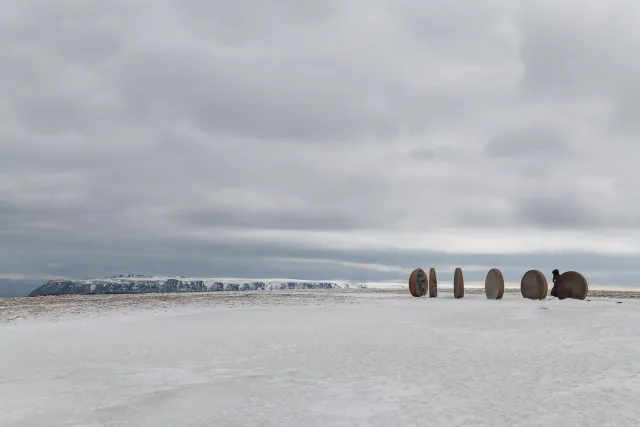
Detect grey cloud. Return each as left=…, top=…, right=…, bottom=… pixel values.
left=409, top=147, right=439, bottom=160
left=518, top=1, right=640, bottom=97
left=173, top=206, right=365, bottom=231
left=392, top=0, right=517, bottom=59
left=485, top=126, right=572, bottom=158
left=1, top=0, right=640, bottom=284
left=611, top=89, right=640, bottom=135
left=517, top=0, right=640, bottom=148
left=106, top=1, right=520, bottom=141
left=513, top=195, right=603, bottom=229
left=1, top=2, right=125, bottom=63
left=455, top=203, right=513, bottom=228
left=111, top=49, right=402, bottom=141
left=515, top=1, right=640, bottom=149
left=4, top=231, right=640, bottom=287
left=11, top=93, right=95, bottom=134
left=176, top=0, right=338, bottom=42
left=408, top=145, right=469, bottom=162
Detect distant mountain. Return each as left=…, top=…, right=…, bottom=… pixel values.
left=27, top=274, right=401, bottom=297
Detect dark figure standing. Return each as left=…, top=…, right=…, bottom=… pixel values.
left=550, top=269, right=560, bottom=297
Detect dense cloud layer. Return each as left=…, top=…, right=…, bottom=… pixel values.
left=2, top=0, right=640, bottom=286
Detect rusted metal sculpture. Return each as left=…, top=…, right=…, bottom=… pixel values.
left=429, top=268, right=437, bottom=297
left=453, top=267, right=464, bottom=299
left=550, top=270, right=588, bottom=300
left=520, top=270, right=548, bottom=300
left=484, top=268, right=504, bottom=300
left=409, top=268, right=428, bottom=297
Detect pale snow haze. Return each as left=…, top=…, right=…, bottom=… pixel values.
left=2, top=1, right=640, bottom=286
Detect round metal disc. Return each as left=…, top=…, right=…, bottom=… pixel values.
left=520, top=270, right=548, bottom=300
left=554, top=271, right=588, bottom=300
left=485, top=268, right=504, bottom=300
left=409, top=268, right=427, bottom=297
left=429, top=267, right=437, bottom=297
left=453, top=267, right=464, bottom=299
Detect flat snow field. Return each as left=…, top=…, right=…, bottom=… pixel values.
left=1, top=292, right=639, bottom=427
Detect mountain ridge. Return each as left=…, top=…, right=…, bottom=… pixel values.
left=28, top=274, right=406, bottom=297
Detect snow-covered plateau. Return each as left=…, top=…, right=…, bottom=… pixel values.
left=1, top=291, right=639, bottom=426
left=27, top=274, right=409, bottom=296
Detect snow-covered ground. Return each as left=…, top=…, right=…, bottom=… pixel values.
left=1, top=292, right=639, bottom=426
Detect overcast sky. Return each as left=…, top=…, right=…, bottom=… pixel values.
left=2, top=0, right=640, bottom=286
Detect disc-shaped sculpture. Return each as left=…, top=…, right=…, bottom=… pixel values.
left=485, top=268, right=504, bottom=300
left=453, top=267, right=464, bottom=299
left=554, top=271, right=588, bottom=300
left=409, top=268, right=427, bottom=297
left=520, top=270, right=548, bottom=300
left=429, top=268, right=437, bottom=297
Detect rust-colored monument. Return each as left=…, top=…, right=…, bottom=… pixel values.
left=409, top=268, right=428, bottom=297
left=429, top=267, right=437, bottom=297
left=551, top=270, right=588, bottom=300
left=520, top=270, right=548, bottom=300
left=484, top=268, right=504, bottom=300
left=453, top=267, right=464, bottom=299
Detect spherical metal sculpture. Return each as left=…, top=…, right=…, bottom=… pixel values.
left=429, top=267, right=437, bottom=298
left=409, top=268, right=428, bottom=297
left=453, top=267, right=464, bottom=299
left=552, top=270, right=588, bottom=300
left=520, top=270, right=548, bottom=300
left=485, top=268, right=504, bottom=300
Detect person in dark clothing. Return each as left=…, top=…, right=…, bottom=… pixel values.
left=550, top=269, right=560, bottom=297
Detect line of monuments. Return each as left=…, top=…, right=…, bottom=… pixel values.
left=408, top=267, right=588, bottom=300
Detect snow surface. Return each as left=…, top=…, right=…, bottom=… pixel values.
left=1, top=292, right=639, bottom=426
